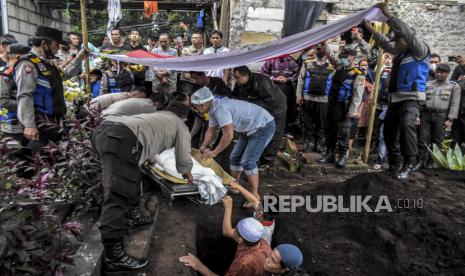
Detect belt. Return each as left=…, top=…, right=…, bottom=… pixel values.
left=423, top=108, right=447, bottom=113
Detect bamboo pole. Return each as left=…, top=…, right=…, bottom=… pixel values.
left=80, top=0, right=90, bottom=95
left=363, top=1, right=389, bottom=164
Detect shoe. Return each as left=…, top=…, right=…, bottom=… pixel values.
left=336, top=154, right=348, bottom=168
left=373, top=163, right=382, bottom=170
left=318, top=151, right=335, bottom=164
left=103, top=239, right=149, bottom=272
left=396, top=163, right=414, bottom=180
left=127, top=207, right=153, bottom=230
left=388, top=163, right=401, bottom=172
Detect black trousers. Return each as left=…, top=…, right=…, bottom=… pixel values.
left=325, top=102, right=351, bottom=155
left=277, top=82, right=297, bottom=126
left=418, top=111, right=447, bottom=159
left=27, top=115, right=62, bottom=154
left=303, top=100, right=327, bottom=143
left=263, top=112, right=286, bottom=161
left=384, top=101, right=419, bottom=165
left=453, top=116, right=465, bottom=148
left=92, top=121, right=142, bottom=240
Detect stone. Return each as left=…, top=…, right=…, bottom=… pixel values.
left=239, top=31, right=278, bottom=46
left=8, top=17, right=19, bottom=32
left=246, top=7, right=284, bottom=20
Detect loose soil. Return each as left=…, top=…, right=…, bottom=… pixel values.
left=144, top=168, right=465, bottom=275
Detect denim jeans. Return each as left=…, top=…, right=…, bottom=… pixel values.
left=230, top=120, right=276, bottom=175
left=377, top=124, right=388, bottom=163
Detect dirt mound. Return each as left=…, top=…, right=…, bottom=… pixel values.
left=271, top=170, right=465, bottom=275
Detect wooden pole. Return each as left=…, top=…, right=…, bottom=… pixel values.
left=363, top=1, right=389, bottom=164
left=80, top=0, right=90, bottom=95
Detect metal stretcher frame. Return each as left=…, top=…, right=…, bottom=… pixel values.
left=142, top=149, right=235, bottom=200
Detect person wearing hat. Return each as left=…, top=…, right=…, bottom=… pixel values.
left=92, top=93, right=193, bottom=272
left=14, top=26, right=85, bottom=154
left=233, top=65, right=287, bottom=167
left=416, top=63, right=461, bottom=169
left=100, top=57, right=135, bottom=95
left=344, top=26, right=371, bottom=64
left=191, top=87, right=276, bottom=206
left=365, top=3, right=431, bottom=180
left=264, top=244, right=307, bottom=275
left=296, top=41, right=336, bottom=153
left=318, top=47, right=365, bottom=168
left=0, top=43, right=30, bottom=141
left=180, top=198, right=272, bottom=275
left=0, top=35, right=17, bottom=68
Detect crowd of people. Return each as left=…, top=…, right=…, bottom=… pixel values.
left=1, top=2, right=465, bottom=275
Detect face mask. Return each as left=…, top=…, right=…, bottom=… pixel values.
left=430, top=63, right=437, bottom=72
left=341, top=58, right=350, bottom=68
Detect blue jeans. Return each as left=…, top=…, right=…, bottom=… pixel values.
left=377, top=124, right=388, bottom=163
left=230, top=121, right=276, bottom=176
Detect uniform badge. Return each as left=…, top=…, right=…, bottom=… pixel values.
left=24, top=65, right=33, bottom=73
left=37, top=63, right=47, bottom=72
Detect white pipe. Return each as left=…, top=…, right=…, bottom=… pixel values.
left=1, top=0, right=8, bottom=34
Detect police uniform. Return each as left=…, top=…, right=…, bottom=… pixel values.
left=15, top=26, right=82, bottom=153
left=296, top=59, right=334, bottom=151
left=321, top=64, right=365, bottom=167
left=372, top=15, right=431, bottom=179
left=418, top=64, right=461, bottom=162
left=0, top=64, right=23, bottom=139
left=100, top=67, right=135, bottom=95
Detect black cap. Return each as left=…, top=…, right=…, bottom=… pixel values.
left=437, top=63, right=450, bottom=73
left=35, top=26, right=68, bottom=46
left=8, top=43, right=30, bottom=55
left=0, top=36, right=17, bottom=46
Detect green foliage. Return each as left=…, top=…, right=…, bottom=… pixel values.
left=428, top=143, right=465, bottom=171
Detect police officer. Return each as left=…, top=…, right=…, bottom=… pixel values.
left=366, top=3, right=431, bottom=179
left=296, top=43, right=335, bottom=152
left=100, top=58, right=135, bottom=95
left=15, top=26, right=83, bottom=153
left=0, top=43, right=30, bottom=142
left=417, top=63, right=461, bottom=168
left=318, top=48, right=364, bottom=167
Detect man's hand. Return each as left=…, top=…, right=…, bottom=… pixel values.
left=375, top=2, right=392, bottom=18
left=77, top=48, right=90, bottom=59
left=445, top=119, right=453, bottom=129
left=296, top=95, right=304, bottom=106
left=364, top=21, right=376, bottom=33
left=222, top=195, right=233, bottom=209
left=276, top=76, right=287, bottom=83
left=179, top=253, right=205, bottom=271
left=182, top=172, right=193, bottom=184
left=201, top=148, right=216, bottom=159
left=24, top=127, right=39, bottom=141
left=416, top=116, right=421, bottom=125
left=454, top=55, right=465, bottom=66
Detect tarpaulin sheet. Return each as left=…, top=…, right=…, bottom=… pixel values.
left=99, top=5, right=387, bottom=71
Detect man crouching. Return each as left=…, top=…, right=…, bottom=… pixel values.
left=91, top=93, right=193, bottom=272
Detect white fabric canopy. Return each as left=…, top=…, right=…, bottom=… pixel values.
left=99, top=5, right=387, bottom=71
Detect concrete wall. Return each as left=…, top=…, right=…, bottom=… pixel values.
left=5, top=0, right=72, bottom=44
left=229, top=0, right=465, bottom=65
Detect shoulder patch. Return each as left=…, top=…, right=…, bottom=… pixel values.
left=352, top=68, right=363, bottom=75
left=30, top=57, right=41, bottom=63
left=24, top=65, right=33, bottom=73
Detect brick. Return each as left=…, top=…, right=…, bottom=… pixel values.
left=245, top=19, right=283, bottom=33
left=9, top=32, right=29, bottom=44
left=8, top=17, right=19, bottom=32
left=28, top=11, right=42, bottom=25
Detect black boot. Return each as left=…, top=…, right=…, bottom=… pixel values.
left=336, top=153, right=348, bottom=168
left=127, top=207, right=153, bottom=230
left=318, top=150, right=335, bottom=164
left=388, top=163, right=402, bottom=172
left=397, top=160, right=415, bottom=180
left=412, top=158, right=425, bottom=171
left=103, top=239, right=149, bottom=272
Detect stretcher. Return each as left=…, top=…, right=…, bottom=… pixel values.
left=143, top=149, right=235, bottom=201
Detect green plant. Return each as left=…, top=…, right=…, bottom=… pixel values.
left=428, top=143, right=465, bottom=171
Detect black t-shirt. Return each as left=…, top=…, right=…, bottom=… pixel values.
left=207, top=77, right=232, bottom=98
left=130, top=44, right=147, bottom=51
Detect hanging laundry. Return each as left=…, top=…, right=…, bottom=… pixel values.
left=107, top=0, right=122, bottom=44
left=144, top=1, right=159, bottom=18
left=197, top=9, right=205, bottom=29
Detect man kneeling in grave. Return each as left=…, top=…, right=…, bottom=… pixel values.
left=91, top=93, right=193, bottom=272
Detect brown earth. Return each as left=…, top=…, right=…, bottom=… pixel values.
left=143, top=168, right=465, bottom=276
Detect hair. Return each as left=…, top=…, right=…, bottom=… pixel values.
left=159, top=33, right=170, bottom=40
left=130, top=29, right=141, bottom=36
left=431, top=53, right=441, bottom=62
left=150, top=92, right=167, bottom=104
left=210, top=30, right=223, bottom=38
left=67, top=32, right=81, bottom=38
left=170, top=92, right=189, bottom=103
left=358, top=57, right=369, bottom=65
left=192, top=31, right=203, bottom=38
left=233, top=66, right=252, bottom=77
left=111, top=27, right=124, bottom=36
left=28, top=37, right=46, bottom=47
left=149, top=32, right=160, bottom=40
left=132, top=86, right=150, bottom=97
left=90, top=69, right=103, bottom=79
left=189, top=71, right=206, bottom=77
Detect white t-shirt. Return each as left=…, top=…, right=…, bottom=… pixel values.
left=203, top=46, right=229, bottom=78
